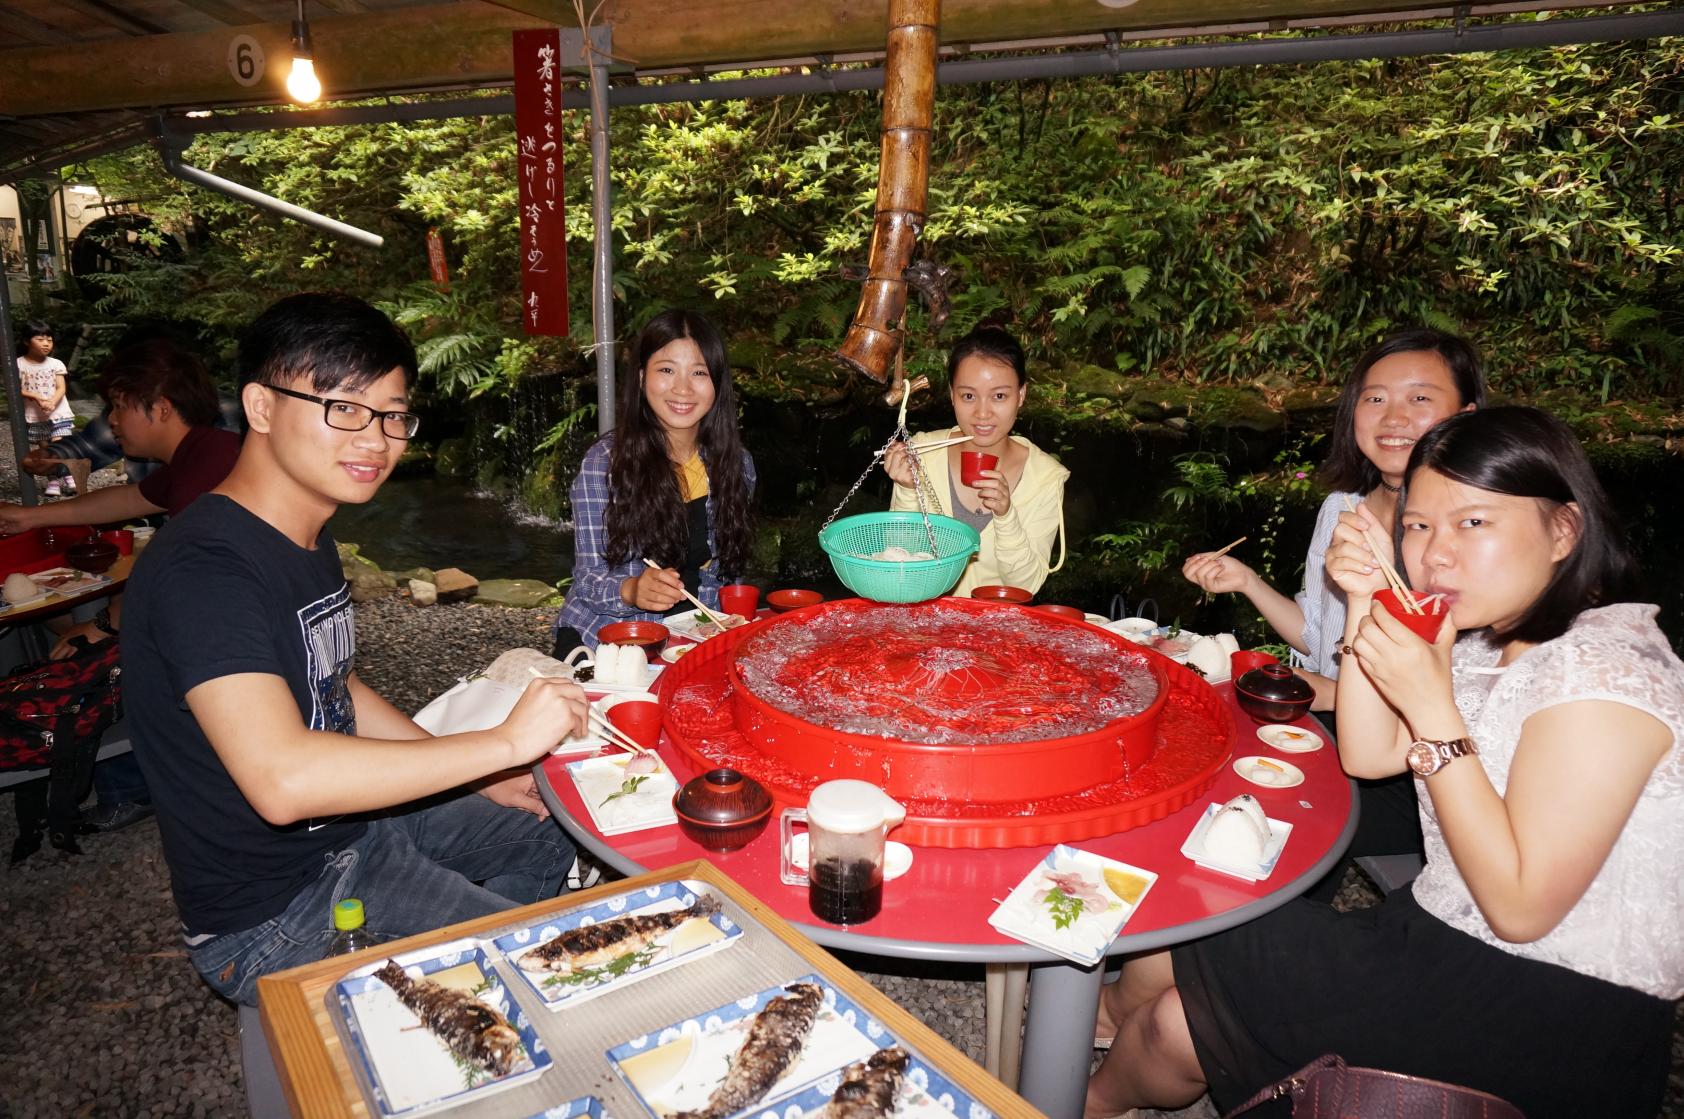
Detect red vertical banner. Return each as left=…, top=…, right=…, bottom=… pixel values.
left=513, top=29, right=569, bottom=336
left=426, top=228, right=450, bottom=291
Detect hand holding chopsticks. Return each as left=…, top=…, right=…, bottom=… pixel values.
left=527, top=666, right=653, bottom=756
left=1340, top=497, right=1424, bottom=614
left=641, top=558, right=730, bottom=628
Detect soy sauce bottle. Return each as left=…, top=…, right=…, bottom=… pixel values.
left=325, top=898, right=375, bottom=956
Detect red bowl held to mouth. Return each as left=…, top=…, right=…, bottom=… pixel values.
left=767, top=589, right=824, bottom=612
left=971, top=585, right=1033, bottom=604
left=1375, top=588, right=1448, bottom=642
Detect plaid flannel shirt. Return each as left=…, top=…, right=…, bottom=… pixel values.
left=554, top=434, right=756, bottom=646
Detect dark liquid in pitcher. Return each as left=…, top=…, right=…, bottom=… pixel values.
left=809, top=857, right=883, bottom=924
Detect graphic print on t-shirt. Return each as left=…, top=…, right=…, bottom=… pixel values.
left=298, top=584, right=357, bottom=734
left=297, top=584, right=357, bottom=832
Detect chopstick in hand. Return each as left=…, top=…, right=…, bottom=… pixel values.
left=1340, top=497, right=1423, bottom=614
left=527, top=666, right=652, bottom=756
left=1210, top=535, right=1247, bottom=560
left=641, top=558, right=729, bottom=628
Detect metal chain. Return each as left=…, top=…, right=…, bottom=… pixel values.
left=819, top=385, right=941, bottom=555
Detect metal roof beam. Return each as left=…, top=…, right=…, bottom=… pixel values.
left=0, top=0, right=1654, bottom=118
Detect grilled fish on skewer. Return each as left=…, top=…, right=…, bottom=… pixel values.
left=826, top=1047, right=909, bottom=1119
left=517, top=895, right=722, bottom=975
left=373, top=961, right=528, bottom=1077
left=674, top=982, right=825, bottom=1119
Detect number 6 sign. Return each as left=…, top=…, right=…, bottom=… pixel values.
left=227, top=34, right=265, bottom=87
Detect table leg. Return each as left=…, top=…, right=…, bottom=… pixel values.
left=1017, top=958, right=1103, bottom=1119
left=999, top=962, right=1028, bottom=1089
left=984, top=963, right=1004, bottom=1076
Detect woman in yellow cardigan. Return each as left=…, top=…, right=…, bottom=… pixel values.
left=884, top=326, right=1069, bottom=596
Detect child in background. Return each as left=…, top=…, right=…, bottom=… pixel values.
left=15, top=320, right=76, bottom=496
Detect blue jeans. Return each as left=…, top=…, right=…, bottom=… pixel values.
left=93, top=751, right=150, bottom=807
left=188, top=792, right=574, bottom=1006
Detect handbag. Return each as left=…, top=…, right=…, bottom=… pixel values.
left=1223, top=1054, right=1525, bottom=1118
left=0, top=638, right=124, bottom=861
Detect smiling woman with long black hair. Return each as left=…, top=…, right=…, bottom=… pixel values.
left=552, top=309, right=756, bottom=652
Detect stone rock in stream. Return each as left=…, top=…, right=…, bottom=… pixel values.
left=408, top=578, right=438, bottom=606
left=433, top=567, right=479, bottom=602
left=472, top=578, right=557, bottom=608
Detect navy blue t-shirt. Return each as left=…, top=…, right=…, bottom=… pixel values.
left=124, top=494, right=364, bottom=935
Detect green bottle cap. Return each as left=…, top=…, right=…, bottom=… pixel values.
left=333, top=898, right=365, bottom=931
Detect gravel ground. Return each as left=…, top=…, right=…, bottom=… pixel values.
left=0, top=420, right=1677, bottom=1118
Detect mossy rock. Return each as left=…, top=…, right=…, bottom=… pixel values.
left=1061, top=363, right=1131, bottom=400
left=389, top=566, right=437, bottom=585
left=435, top=436, right=474, bottom=478
left=518, top=451, right=564, bottom=521
left=473, top=578, right=558, bottom=608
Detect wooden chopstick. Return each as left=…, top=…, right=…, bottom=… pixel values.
left=905, top=435, right=974, bottom=454
left=1341, top=497, right=1423, bottom=614
left=641, top=558, right=730, bottom=628
left=527, top=665, right=653, bottom=756
left=1210, top=535, right=1247, bottom=560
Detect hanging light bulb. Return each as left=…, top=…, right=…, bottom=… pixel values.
left=286, top=0, right=322, bottom=104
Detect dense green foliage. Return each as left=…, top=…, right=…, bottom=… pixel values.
left=73, top=30, right=1683, bottom=414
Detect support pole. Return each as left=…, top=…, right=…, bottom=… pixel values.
left=587, top=27, right=616, bottom=435
left=0, top=261, right=38, bottom=506
left=157, top=139, right=385, bottom=249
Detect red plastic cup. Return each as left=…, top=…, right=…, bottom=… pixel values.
left=1375, top=588, right=1448, bottom=642
left=1230, top=649, right=1279, bottom=679
left=99, top=529, right=134, bottom=556
left=718, top=584, right=760, bottom=618
left=607, top=700, right=663, bottom=751
left=960, top=451, right=999, bottom=488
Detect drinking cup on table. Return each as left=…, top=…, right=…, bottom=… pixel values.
left=960, top=451, right=999, bottom=488
left=1374, top=587, right=1448, bottom=642
left=99, top=529, right=134, bottom=556
left=718, top=584, right=759, bottom=618
left=606, top=700, right=662, bottom=751
left=1230, top=649, right=1279, bottom=679
left=129, top=526, right=155, bottom=554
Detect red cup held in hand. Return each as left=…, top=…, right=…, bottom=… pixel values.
left=1374, top=587, right=1448, bottom=642
left=607, top=700, right=663, bottom=751
left=960, top=451, right=998, bottom=488
left=718, top=584, right=759, bottom=618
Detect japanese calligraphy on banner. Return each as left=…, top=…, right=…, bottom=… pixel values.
left=513, top=28, right=569, bottom=336
left=426, top=228, right=450, bottom=291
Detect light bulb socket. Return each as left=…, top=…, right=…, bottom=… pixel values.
left=291, top=18, right=313, bottom=59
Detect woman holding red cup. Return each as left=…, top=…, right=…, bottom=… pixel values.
left=882, top=327, right=1068, bottom=596
left=1088, top=408, right=1684, bottom=1119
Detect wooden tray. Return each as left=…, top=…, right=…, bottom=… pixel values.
left=257, top=859, right=1046, bottom=1119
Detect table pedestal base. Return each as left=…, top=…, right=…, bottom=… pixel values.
left=1018, top=959, right=1105, bottom=1119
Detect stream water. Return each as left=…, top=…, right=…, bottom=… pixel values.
left=327, top=475, right=572, bottom=583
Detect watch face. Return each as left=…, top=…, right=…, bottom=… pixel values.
left=1407, top=741, right=1440, bottom=777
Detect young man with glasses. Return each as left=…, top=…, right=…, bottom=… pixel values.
left=122, top=293, right=589, bottom=1005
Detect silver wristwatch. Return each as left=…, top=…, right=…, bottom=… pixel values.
left=1406, top=736, right=1476, bottom=777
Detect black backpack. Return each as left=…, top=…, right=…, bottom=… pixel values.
left=0, top=639, right=124, bottom=860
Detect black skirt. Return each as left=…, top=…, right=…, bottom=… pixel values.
left=1172, top=887, right=1674, bottom=1118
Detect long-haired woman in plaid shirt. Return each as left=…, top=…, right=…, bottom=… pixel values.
left=552, top=309, right=756, bottom=653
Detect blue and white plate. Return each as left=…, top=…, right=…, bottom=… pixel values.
left=522, top=1095, right=609, bottom=1119
left=608, top=974, right=989, bottom=1119
left=759, top=1052, right=993, bottom=1119
left=494, top=880, right=741, bottom=1011
left=987, top=845, right=1158, bottom=967
left=335, top=939, right=551, bottom=1119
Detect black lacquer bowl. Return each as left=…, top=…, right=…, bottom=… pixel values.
left=1234, top=663, right=1314, bottom=725
left=672, top=768, right=773, bottom=851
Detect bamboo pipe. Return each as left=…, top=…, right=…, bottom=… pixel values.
left=836, top=0, right=942, bottom=384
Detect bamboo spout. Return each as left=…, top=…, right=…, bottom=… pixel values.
left=836, top=0, right=941, bottom=384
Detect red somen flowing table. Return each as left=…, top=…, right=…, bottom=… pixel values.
left=536, top=657, right=1355, bottom=1119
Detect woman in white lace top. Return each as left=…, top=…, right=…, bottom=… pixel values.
left=1087, top=407, right=1681, bottom=1119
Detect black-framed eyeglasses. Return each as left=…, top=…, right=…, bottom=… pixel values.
left=267, top=385, right=421, bottom=440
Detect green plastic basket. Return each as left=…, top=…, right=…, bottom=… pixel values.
left=819, top=512, right=980, bottom=603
